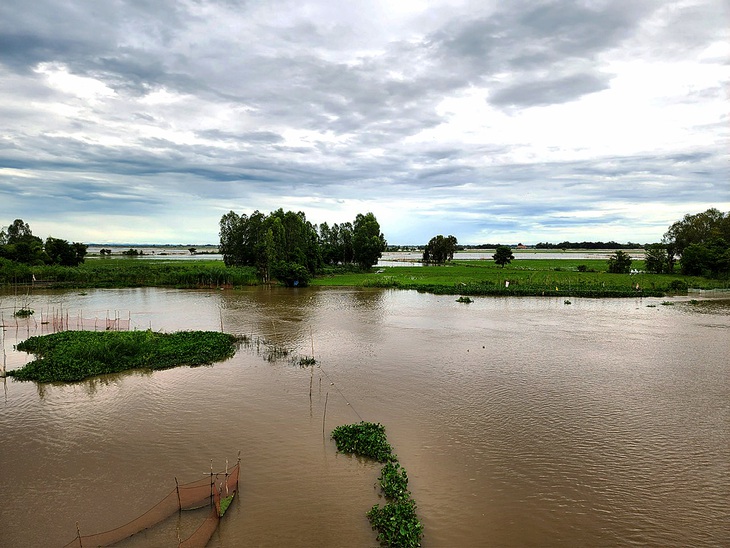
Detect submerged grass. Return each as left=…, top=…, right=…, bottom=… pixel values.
left=9, top=330, right=239, bottom=382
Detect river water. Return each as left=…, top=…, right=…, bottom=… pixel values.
left=1, top=288, right=728, bottom=547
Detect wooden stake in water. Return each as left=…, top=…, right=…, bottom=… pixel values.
left=322, top=391, right=329, bottom=437
left=310, top=325, right=315, bottom=358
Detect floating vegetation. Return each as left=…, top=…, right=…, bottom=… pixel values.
left=332, top=422, right=395, bottom=463
left=9, top=330, right=238, bottom=382
left=455, top=296, right=473, bottom=303
left=13, top=308, right=34, bottom=317
left=661, top=301, right=675, bottom=306
left=332, top=422, right=423, bottom=547
left=367, top=498, right=423, bottom=548
left=219, top=494, right=234, bottom=517
left=647, top=304, right=657, bottom=308
left=299, top=356, right=317, bottom=366
left=564, top=299, right=572, bottom=305
left=377, top=462, right=410, bottom=501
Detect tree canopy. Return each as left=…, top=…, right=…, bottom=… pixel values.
left=492, top=245, right=514, bottom=268
left=352, top=212, right=387, bottom=269
left=220, top=209, right=386, bottom=284
left=607, top=250, right=632, bottom=274
left=423, top=235, right=457, bottom=264
left=0, top=219, right=87, bottom=266
left=662, top=208, right=730, bottom=277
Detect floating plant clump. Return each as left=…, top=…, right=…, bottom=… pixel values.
left=332, top=421, right=423, bottom=547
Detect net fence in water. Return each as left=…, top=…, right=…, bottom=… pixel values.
left=63, top=463, right=240, bottom=548
left=0, top=308, right=132, bottom=333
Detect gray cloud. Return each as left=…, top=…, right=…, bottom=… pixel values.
left=0, top=0, right=727, bottom=244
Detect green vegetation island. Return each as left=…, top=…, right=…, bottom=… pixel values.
left=1, top=208, right=728, bottom=297
left=7, top=330, right=239, bottom=383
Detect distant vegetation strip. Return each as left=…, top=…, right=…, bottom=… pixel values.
left=0, top=258, right=258, bottom=288
left=1, top=257, right=726, bottom=296
left=313, top=260, right=727, bottom=296
left=8, top=330, right=239, bottom=382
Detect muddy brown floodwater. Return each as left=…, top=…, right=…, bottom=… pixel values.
left=1, top=287, right=729, bottom=547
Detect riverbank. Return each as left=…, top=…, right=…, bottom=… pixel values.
left=1, top=256, right=727, bottom=296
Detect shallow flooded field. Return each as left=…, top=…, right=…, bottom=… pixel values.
left=1, top=287, right=728, bottom=547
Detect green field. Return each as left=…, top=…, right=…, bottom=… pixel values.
left=312, top=259, right=727, bottom=297
left=0, top=257, right=258, bottom=288
left=1, top=256, right=727, bottom=297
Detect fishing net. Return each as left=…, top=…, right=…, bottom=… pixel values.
left=63, top=463, right=240, bottom=548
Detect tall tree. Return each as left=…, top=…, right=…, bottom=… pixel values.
left=423, top=235, right=458, bottom=264
left=0, top=219, right=44, bottom=264
left=219, top=211, right=246, bottom=267
left=663, top=208, right=729, bottom=258
left=5, top=219, right=33, bottom=244
left=352, top=213, right=387, bottom=269
left=45, top=237, right=87, bottom=266
left=492, top=245, right=514, bottom=268
left=680, top=238, right=730, bottom=276
left=219, top=209, right=321, bottom=284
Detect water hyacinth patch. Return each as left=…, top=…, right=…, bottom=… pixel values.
left=331, top=421, right=395, bottom=463
left=10, top=330, right=239, bottom=382
left=332, top=422, right=423, bottom=547
left=367, top=498, right=423, bottom=548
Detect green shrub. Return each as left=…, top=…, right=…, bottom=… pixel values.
left=668, top=279, right=688, bottom=292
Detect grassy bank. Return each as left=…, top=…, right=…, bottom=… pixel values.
left=312, top=259, right=728, bottom=297
left=8, top=330, right=239, bottom=382
left=2, top=256, right=726, bottom=297
left=0, top=257, right=258, bottom=288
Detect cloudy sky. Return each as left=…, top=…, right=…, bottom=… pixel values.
left=1, top=0, right=728, bottom=245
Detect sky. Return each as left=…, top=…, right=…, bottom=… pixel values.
left=0, top=0, right=728, bottom=246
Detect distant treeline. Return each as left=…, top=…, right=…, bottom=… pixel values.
left=448, top=242, right=642, bottom=250
left=533, top=241, right=642, bottom=250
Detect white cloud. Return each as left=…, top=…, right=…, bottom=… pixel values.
left=0, top=0, right=727, bottom=244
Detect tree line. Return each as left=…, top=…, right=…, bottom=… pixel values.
left=219, top=209, right=386, bottom=285
left=644, top=208, right=730, bottom=276
left=0, top=219, right=87, bottom=267
left=534, top=241, right=641, bottom=250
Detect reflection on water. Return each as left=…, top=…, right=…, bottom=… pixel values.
left=1, top=288, right=729, bottom=547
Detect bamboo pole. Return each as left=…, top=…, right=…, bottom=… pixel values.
left=322, top=392, right=329, bottom=437
left=175, top=477, right=181, bottom=511
left=310, top=325, right=315, bottom=358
